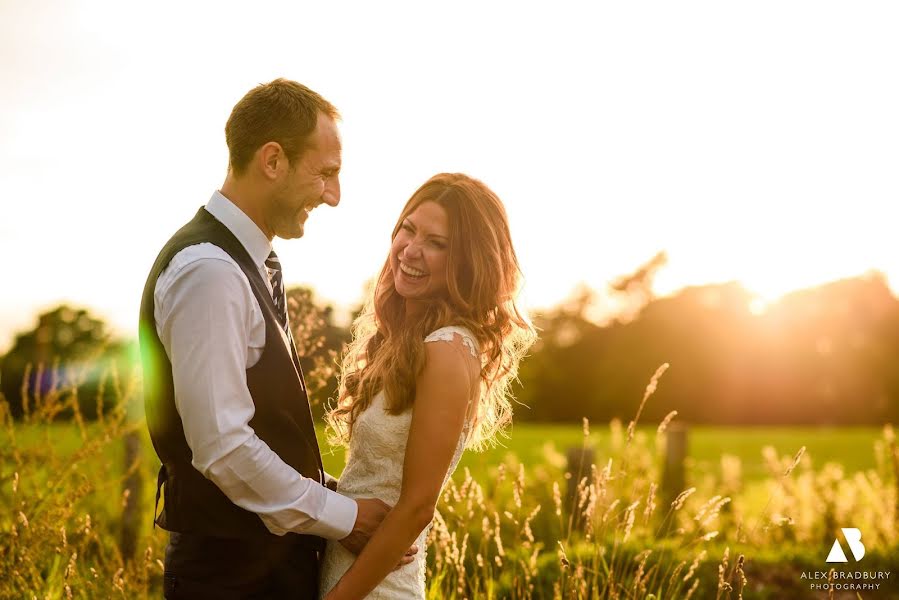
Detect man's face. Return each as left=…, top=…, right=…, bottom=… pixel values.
left=269, top=113, right=342, bottom=239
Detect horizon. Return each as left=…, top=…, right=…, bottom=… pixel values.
left=2, top=267, right=894, bottom=354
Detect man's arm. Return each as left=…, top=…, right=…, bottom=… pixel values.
left=155, top=248, right=358, bottom=539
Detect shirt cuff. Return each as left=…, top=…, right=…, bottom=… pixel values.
left=303, top=488, right=358, bottom=540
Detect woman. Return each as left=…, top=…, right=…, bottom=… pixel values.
left=319, top=173, right=536, bottom=599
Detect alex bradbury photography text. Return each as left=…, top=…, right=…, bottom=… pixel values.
left=801, top=570, right=892, bottom=592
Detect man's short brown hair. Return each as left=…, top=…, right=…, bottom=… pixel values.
left=225, top=78, right=340, bottom=176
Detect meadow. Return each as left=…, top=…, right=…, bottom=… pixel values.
left=1, top=375, right=897, bottom=599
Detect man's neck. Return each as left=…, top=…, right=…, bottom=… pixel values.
left=220, top=176, right=274, bottom=241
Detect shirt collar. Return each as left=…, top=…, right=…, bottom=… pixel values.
left=205, top=190, right=272, bottom=269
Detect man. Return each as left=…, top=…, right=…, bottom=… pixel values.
left=139, top=79, right=412, bottom=599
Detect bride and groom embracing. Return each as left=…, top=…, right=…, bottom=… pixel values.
left=139, top=78, right=536, bottom=599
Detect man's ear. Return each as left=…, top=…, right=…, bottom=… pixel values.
left=257, top=142, right=285, bottom=180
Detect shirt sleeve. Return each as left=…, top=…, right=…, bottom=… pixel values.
left=154, top=249, right=357, bottom=540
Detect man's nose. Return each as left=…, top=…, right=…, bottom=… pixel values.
left=322, top=176, right=340, bottom=207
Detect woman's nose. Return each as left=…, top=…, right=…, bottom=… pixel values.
left=401, top=238, right=422, bottom=260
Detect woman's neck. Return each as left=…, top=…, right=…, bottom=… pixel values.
left=403, top=299, right=426, bottom=319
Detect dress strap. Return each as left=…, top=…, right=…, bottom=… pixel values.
left=424, top=326, right=478, bottom=358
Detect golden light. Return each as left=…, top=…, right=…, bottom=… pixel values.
left=0, top=1, right=897, bottom=350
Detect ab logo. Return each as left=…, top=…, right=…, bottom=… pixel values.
left=826, top=528, right=865, bottom=563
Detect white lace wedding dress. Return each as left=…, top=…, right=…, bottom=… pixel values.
left=319, top=326, right=478, bottom=599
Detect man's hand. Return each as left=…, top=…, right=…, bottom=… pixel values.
left=339, top=498, right=418, bottom=568
left=339, top=498, right=390, bottom=555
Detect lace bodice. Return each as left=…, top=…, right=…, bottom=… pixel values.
left=319, top=326, right=478, bottom=599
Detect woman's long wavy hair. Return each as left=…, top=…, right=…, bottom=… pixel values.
left=326, top=173, right=536, bottom=451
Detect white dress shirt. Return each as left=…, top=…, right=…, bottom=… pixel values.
left=153, top=190, right=357, bottom=540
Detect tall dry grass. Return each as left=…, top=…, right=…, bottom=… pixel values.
left=0, top=362, right=165, bottom=599
left=424, top=365, right=899, bottom=599
left=1, top=360, right=897, bottom=599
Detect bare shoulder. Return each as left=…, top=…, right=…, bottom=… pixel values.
left=418, top=331, right=480, bottom=404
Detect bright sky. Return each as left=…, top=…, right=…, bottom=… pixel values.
left=2, top=1, right=897, bottom=352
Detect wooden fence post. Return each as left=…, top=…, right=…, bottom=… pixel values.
left=119, top=381, right=143, bottom=563
left=661, top=423, right=688, bottom=534
left=120, top=430, right=142, bottom=561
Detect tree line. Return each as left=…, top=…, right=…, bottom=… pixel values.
left=2, top=269, right=897, bottom=425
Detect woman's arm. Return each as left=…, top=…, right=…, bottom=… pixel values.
left=325, top=334, right=477, bottom=599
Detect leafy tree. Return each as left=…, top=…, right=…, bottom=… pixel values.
left=287, top=286, right=351, bottom=419
left=517, top=272, right=899, bottom=425
left=0, top=305, right=137, bottom=419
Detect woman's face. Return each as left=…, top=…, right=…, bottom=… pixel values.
left=389, top=201, right=450, bottom=309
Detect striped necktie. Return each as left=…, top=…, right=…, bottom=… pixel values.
left=265, top=250, right=290, bottom=336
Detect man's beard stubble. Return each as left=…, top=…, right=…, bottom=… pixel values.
left=269, top=190, right=307, bottom=240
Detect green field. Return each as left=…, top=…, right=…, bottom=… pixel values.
left=322, top=423, right=881, bottom=483
left=7, top=421, right=884, bottom=486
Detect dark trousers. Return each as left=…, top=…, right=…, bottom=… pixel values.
left=163, top=532, right=321, bottom=600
